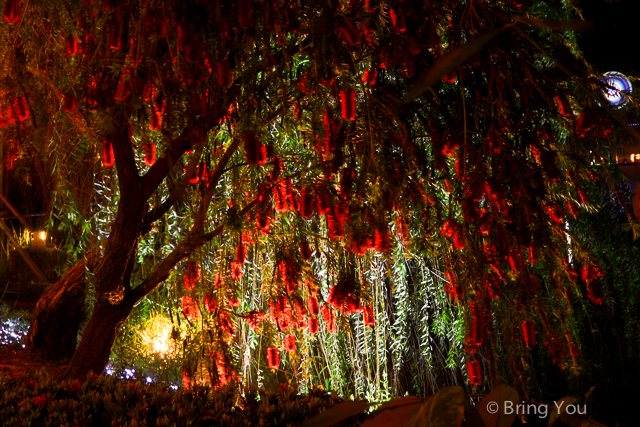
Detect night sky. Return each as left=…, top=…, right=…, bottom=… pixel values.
left=577, top=0, right=640, bottom=74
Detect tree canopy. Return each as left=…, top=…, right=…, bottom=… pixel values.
left=1, top=0, right=637, bottom=389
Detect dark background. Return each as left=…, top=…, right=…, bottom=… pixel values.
left=577, top=0, right=640, bottom=74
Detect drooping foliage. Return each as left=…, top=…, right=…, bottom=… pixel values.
left=1, top=0, right=637, bottom=392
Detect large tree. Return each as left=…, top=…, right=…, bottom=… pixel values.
left=1, top=0, right=636, bottom=384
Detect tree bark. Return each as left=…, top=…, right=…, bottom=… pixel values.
left=25, top=253, right=95, bottom=361
left=63, top=297, right=136, bottom=380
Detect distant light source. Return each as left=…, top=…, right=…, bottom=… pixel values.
left=38, top=231, right=46, bottom=241
left=602, top=72, right=632, bottom=108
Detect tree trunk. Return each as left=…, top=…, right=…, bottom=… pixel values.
left=63, top=297, right=136, bottom=380
left=25, top=255, right=92, bottom=361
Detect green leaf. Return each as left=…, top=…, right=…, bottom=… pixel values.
left=301, top=401, right=371, bottom=427
left=404, top=386, right=464, bottom=427
left=363, top=396, right=425, bottom=427
left=548, top=397, right=576, bottom=426
left=468, top=384, right=519, bottom=427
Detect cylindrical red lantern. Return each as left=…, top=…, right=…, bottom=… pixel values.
left=63, top=92, right=77, bottom=112
left=243, top=132, right=261, bottom=165
left=266, top=347, right=280, bottom=369
left=65, top=35, right=78, bottom=56
left=102, top=137, right=115, bottom=167
left=3, top=0, right=20, bottom=24
left=522, top=320, right=536, bottom=349
left=236, top=243, right=246, bottom=264
left=144, top=143, right=156, bottom=165
left=300, top=241, right=312, bottom=260
left=308, top=317, right=319, bottom=334
left=217, top=60, right=232, bottom=88
left=467, top=360, right=482, bottom=385
left=340, top=88, right=356, bottom=121
left=300, top=186, right=314, bottom=218
left=307, top=296, right=319, bottom=317
left=284, top=335, right=296, bottom=352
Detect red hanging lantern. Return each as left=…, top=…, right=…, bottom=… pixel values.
left=337, top=18, right=360, bottom=47
left=299, top=241, right=312, bottom=260
left=554, top=95, right=573, bottom=117
left=374, top=227, right=390, bottom=252
left=340, top=88, right=356, bottom=121
left=236, top=242, right=246, bottom=264
left=14, top=96, right=29, bottom=122
left=108, top=17, right=120, bottom=50
left=467, top=360, right=482, bottom=385
left=65, top=35, right=78, bottom=56
left=470, top=301, right=484, bottom=346
left=217, top=60, right=232, bottom=88
left=62, top=92, right=77, bottom=112
left=321, top=305, right=337, bottom=332
left=187, top=260, right=200, bottom=281
left=3, top=0, right=20, bottom=24
left=300, top=186, right=315, bottom=218
left=308, top=317, right=319, bottom=334
left=102, top=137, right=115, bottom=167
left=307, top=296, right=319, bottom=317
left=257, top=212, right=270, bottom=231
left=362, top=69, right=377, bottom=85
left=522, top=320, right=536, bottom=348
left=284, top=335, right=296, bottom=353
left=243, top=132, right=261, bottom=165
left=144, top=143, right=156, bottom=165
left=266, top=347, right=280, bottom=369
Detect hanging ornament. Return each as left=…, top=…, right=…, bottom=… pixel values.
left=340, top=88, right=356, bottom=121
left=65, top=35, right=78, bottom=56
left=554, top=95, right=573, bottom=117
left=3, top=0, right=20, bottom=24
left=284, top=335, right=296, bottom=352
left=236, top=242, right=246, bottom=264
left=243, top=132, right=263, bottom=165
left=362, top=69, right=377, bottom=86
left=522, top=320, right=536, bottom=348
left=307, top=296, right=319, bottom=316
left=468, top=360, right=482, bottom=385
left=299, top=241, right=312, bottom=260
left=102, top=137, right=115, bottom=167
left=108, top=15, right=120, bottom=50
left=307, top=317, right=319, bottom=334
left=13, top=96, right=29, bottom=122
left=300, top=186, right=315, bottom=218
left=217, top=60, right=232, bottom=88
left=144, top=143, right=156, bottom=165
left=63, top=92, right=77, bottom=112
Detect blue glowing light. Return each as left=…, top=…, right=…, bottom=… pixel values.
left=602, top=72, right=632, bottom=108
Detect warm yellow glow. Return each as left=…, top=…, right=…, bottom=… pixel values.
left=138, top=315, right=175, bottom=356
left=38, top=231, right=46, bottom=241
